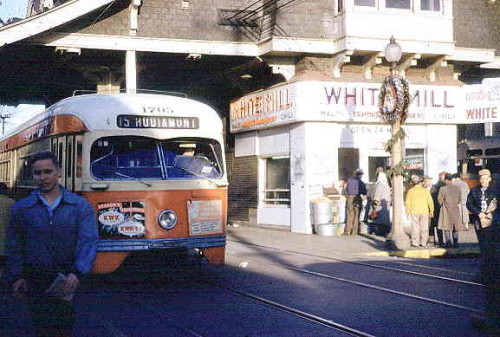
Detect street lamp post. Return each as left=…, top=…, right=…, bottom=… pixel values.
left=379, top=36, right=411, bottom=250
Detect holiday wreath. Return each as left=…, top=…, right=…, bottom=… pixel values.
left=378, top=75, right=410, bottom=124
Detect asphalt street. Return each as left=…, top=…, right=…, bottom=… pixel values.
left=0, top=227, right=488, bottom=337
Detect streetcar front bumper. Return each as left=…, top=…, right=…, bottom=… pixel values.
left=97, top=235, right=226, bottom=252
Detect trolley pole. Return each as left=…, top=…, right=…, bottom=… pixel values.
left=379, top=36, right=411, bottom=250
left=0, top=113, right=11, bottom=135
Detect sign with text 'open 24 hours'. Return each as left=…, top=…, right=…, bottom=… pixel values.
left=98, top=201, right=146, bottom=238
left=187, top=200, right=223, bottom=236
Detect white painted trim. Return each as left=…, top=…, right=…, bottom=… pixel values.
left=36, top=33, right=259, bottom=56
left=33, top=33, right=497, bottom=65
left=448, top=47, right=496, bottom=63
left=0, top=0, right=115, bottom=47
left=480, top=56, right=500, bottom=69
left=125, top=50, right=136, bottom=94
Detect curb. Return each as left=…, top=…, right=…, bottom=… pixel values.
left=364, top=247, right=481, bottom=259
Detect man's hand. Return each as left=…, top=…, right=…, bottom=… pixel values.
left=63, top=273, right=80, bottom=292
left=12, top=279, right=27, bottom=299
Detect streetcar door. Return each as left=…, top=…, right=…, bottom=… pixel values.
left=53, top=137, right=67, bottom=189
left=74, top=135, right=84, bottom=191
left=65, top=135, right=75, bottom=192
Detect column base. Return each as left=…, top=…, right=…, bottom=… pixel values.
left=386, top=231, right=411, bottom=250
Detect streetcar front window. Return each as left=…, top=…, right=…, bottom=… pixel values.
left=91, top=137, right=223, bottom=181
left=91, top=137, right=162, bottom=180
left=161, top=139, right=223, bottom=179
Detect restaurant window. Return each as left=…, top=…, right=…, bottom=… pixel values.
left=354, top=0, right=375, bottom=6
left=404, top=149, right=424, bottom=177
left=421, top=0, right=440, bottom=11
left=263, top=156, right=290, bottom=206
left=386, top=0, right=410, bottom=9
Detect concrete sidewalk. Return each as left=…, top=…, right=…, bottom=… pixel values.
left=226, top=224, right=481, bottom=259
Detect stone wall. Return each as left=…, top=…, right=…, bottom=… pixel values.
left=70, top=0, right=336, bottom=42
left=454, top=0, right=500, bottom=55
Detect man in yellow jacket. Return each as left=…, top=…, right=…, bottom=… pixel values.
left=406, top=175, right=434, bottom=247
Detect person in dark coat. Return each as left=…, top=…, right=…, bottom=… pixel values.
left=429, top=171, right=446, bottom=246
left=344, top=168, right=367, bottom=236
left=466, top=169, right=500, bottom=334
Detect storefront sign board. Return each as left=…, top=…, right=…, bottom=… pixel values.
left=229, top=79, right=500, bottom=133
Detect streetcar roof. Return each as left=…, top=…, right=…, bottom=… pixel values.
left=1, top=93, right=222, bottom=139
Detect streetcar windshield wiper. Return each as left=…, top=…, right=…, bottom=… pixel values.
left=176, top=167, right=228, bottom=188
left=115, top=172, right=152, bottom=187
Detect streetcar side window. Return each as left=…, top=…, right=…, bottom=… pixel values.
left=466, top=149, right=482, bottom=157
left=485, top=148, right=500, bottom=156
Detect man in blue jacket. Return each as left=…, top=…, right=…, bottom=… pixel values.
left=4, top=150, right=97, bottom=337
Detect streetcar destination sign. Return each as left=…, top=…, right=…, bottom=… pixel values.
left=117, top=115, right=199, bottom=129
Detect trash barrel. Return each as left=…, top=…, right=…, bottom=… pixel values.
left=310, top=197, right=336, bottom=236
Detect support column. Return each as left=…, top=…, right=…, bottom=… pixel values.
left=126, top=50, right=137, bottom=94
left=387, top=119, right=410, bottom=249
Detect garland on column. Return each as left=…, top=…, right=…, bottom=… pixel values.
left=384, top=128, right=407, bottom=179
left=383, top=128, right=406, bottom=154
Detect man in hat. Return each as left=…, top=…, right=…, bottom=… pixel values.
left=467, top=168, right=500, bottom=334
left=422, top=175, right=433, bottom=191
left=344, top=168, right=367, bottom=235
left=429, top=171, right=447, bottom=246
left=406, top=175, right=434, bottom=247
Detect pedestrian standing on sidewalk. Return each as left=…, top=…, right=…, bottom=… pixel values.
left=430, top=171, right=447, bottom=246
left=368, top=169, right=391, bottom=236
left=466, top=169, right=500, bottom=334
left=344, top=168, right=367, bottom=236
left=3, top=151, right=98, bottom=337
left=438, top=173, right=464, bottom=248
left=452, top=173, right=470, bottom=230
left=405, top=175, right=434, bottom=247
left=422, top=176, right=433, bottom=192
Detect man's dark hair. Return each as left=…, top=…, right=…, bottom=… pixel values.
left=30, top=151, right=59, bottom=167
left=444, top=173, right=453, bottom=181
left=451, top=173, right=460, bottom=179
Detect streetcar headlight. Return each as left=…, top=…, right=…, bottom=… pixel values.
left=158, top=210, right=177, bottom=230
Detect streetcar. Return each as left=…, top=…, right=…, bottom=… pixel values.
left=457, top=137, right=500, bottom=188
left=0, top=93, right=228, bottom=273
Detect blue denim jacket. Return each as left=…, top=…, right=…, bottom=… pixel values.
left=4, top=188, right=98, bottom=284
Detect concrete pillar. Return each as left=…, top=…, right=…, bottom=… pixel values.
left=126, top=50, right=137, bottom=94
left=290, top=122, right=339, bottom=234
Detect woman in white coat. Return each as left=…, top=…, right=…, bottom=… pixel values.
left=368, top=171, right=392, bottom=236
